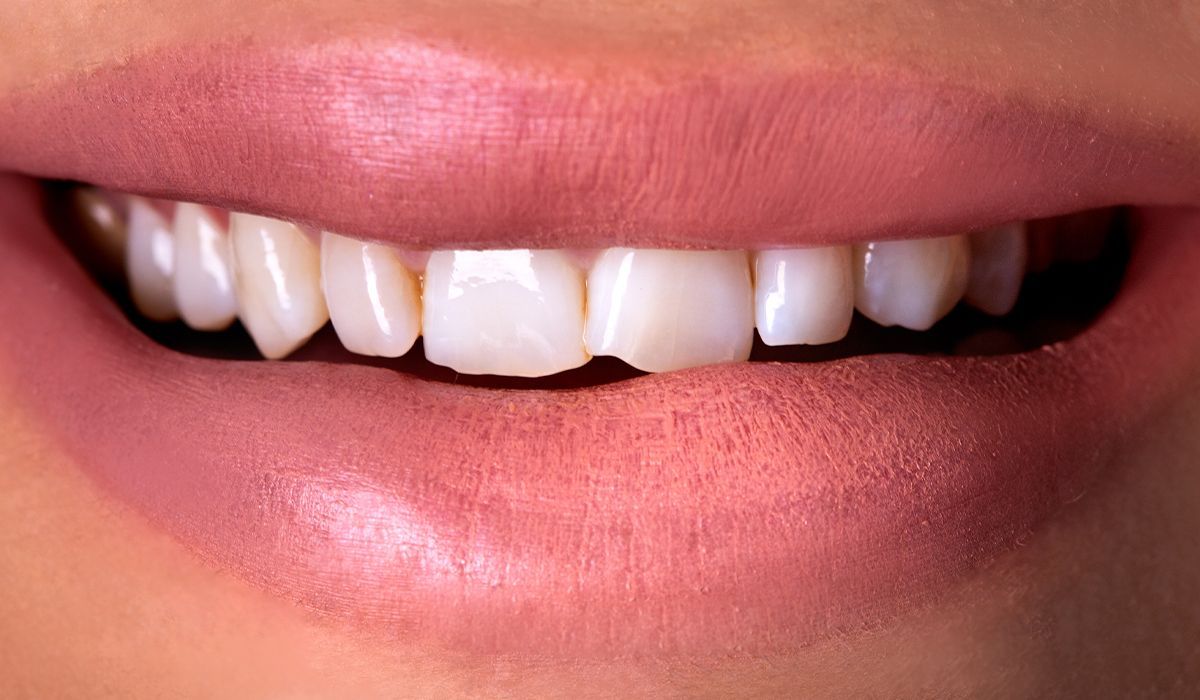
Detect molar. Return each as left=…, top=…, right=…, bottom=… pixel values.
left=71, top=188, right=127, bottom=276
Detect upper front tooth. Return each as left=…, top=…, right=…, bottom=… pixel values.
left=321, top=232, right=421, bottom=358
left=173, top=203, right=238, bottom=331
left=965, top=224, right=1028, bottom=316
left=125, top=196, right=178, bottom=322
left=584, top=248, right=754, bottom=373
left=854, top=236, right=970, bottom=331
left=422, top=249, right=590, bottom=377
left=754, top=246, right=854, bottom=346
left=229, top=213, right=328, bottom=359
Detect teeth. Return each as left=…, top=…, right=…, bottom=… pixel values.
left=754, top=246, right=854, bottom=346
left=125, top=197, right=178, bottom=322
left=96, top=189, right=1069, bottom=376
left=854, top=236, right=970, bottom=331
left=422, top=249, right=589, bottom=377
left=172, top=203, right=238, bottom=331
left=584, top=249, right=753, bottom=373
left=321, top=232, right=421, bottom=358
left=71, top=188, right=127, bottom=275
left=228, top=213, right=328, bottom=359
left=965, top=224, right=1028, bottom=316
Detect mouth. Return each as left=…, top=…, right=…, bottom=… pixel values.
left=2, top=31, right=1200, bottom=660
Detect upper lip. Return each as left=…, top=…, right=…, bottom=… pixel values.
left=4, top=31, right=1200, bottom=660
left=1, top=36, right=1199, bottom=249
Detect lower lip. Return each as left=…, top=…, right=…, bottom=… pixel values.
left=2, top=173, right=1198, bottom=658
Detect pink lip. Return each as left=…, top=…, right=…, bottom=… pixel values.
left=1, top=171, right=1198, bottom=656
left=3, top=36, right=1200, bottom=658
left=1, top=38, right=1198, bottom=249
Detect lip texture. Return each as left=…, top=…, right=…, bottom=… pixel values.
left=3, top=29, right=1199, bottom=659
left=2, top=171, right=1199, bottom=657
left=0, top=38, right=1199, bottom=249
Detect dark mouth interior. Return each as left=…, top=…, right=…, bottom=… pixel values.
left=44, top=181, right=1131, bottom=390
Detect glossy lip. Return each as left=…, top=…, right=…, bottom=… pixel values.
left=0, top=38, right=1198, bottom=249
left=2, top=35, right=1200, bottom=659
left=2, top=171, right=1200, bottom=656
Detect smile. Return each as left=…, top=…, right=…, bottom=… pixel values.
left=2, top=29, right=1199, bottom=661
left=77, top=190, right=1048, bottom=376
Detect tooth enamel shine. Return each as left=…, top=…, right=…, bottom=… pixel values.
left=125, top=197, right=178, bottom=322
left=173, top=203, right=238, bottom=331
left=584, top=248, right=754, bottom=373
left=854, top=236, right=970, bottom=331
left=422, top=249, right=590, bottom=377
left=72, top=188, right=127, bottom=275
left=100, top=189, right=1059, bottom=377
left=321, top=232, right=422, bottom=358
left=229, top=213, right=329, bottom=359
left=755, top=246, right=854, bottom=346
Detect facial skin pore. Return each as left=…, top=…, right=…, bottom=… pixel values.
left=1, top=2, right=1199, bottom=696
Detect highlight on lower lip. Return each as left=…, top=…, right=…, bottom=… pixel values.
left=5, top=173, right=1200, bottom=656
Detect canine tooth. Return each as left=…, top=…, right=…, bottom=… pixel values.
left=965, top=224, right=1028, bottom=316
left=422, top=249, right=589, bottom=377
left=229, top=213, right=328, bottom=359
left=321, top=232, right=421, bottom=358
left=854, top=236, right=970, bottom=331
left=754, top=246, right=854, bottom=346
left=584, top=249, right=753, bottom=372
left=125, top=197, right=178, bottom=322
left=172, top=203, right=237, bottom=331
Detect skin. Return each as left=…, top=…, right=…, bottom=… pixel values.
left=2, top=1, right=1199, bottom=696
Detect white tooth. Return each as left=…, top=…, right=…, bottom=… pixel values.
left=584, top=249, right=753, bottom=373
left=172, top=203, right=238, bottom=331
left=754, top=246, right=854, bottom=346
left=965, top=223, right=1028, bottom=316
left=321, top=232, right=421, bottom=358
left=422, top=249, right=589, bottom=377
left=228, top=213, right=328, bottom=359
left=125, top=197, right=178, bottom=322
left=854, top=236, right=970, bottom=331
